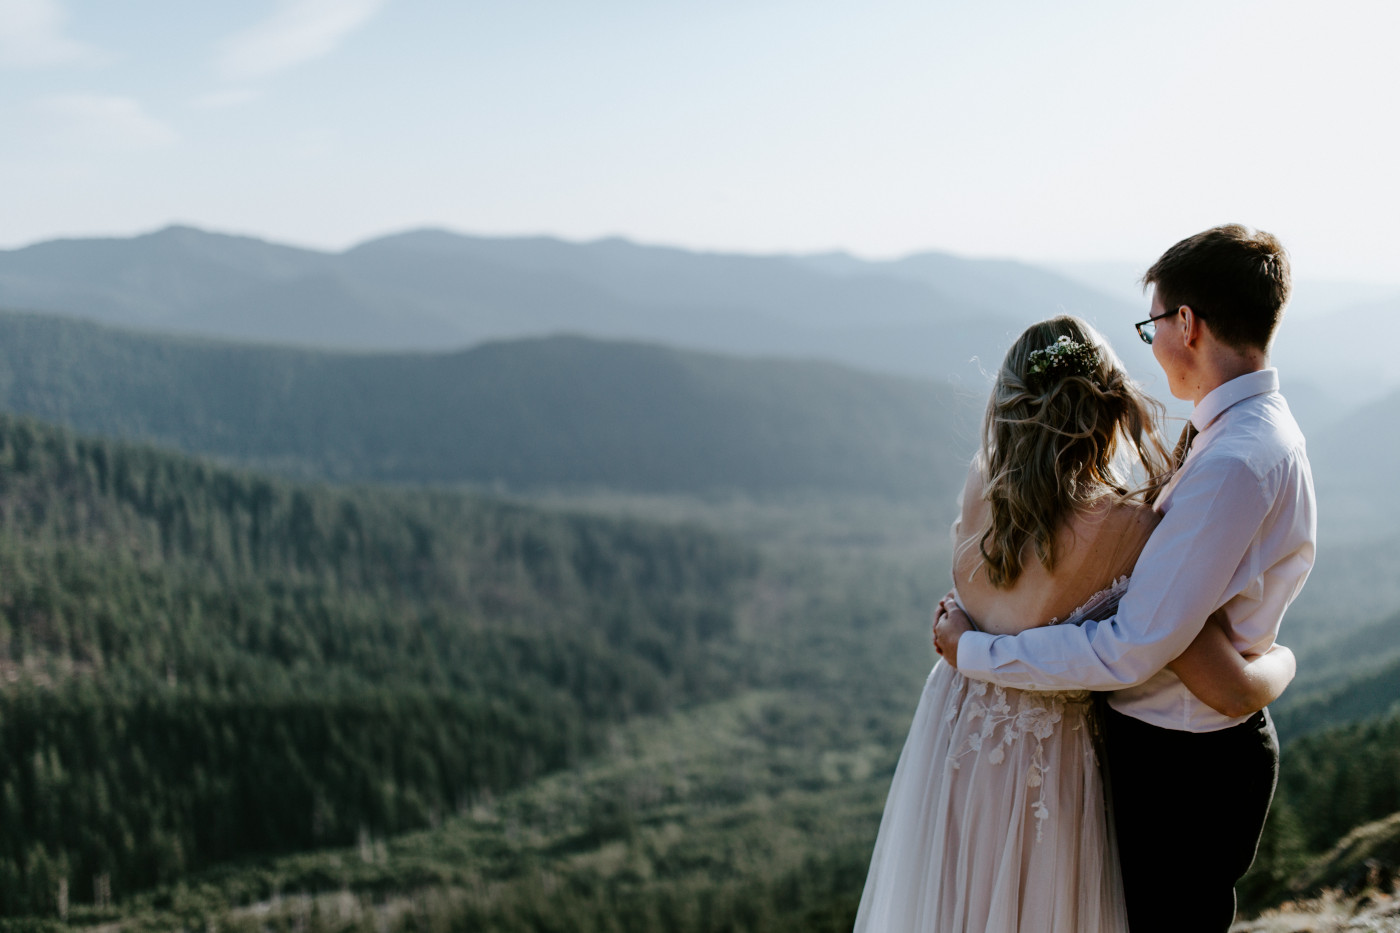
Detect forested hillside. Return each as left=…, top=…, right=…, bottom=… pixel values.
left=0, top=405, right=1398, bottom=931
left=0, top=300, right=1394, bottom=929
left=1240, top=708, right=1400, bottom=909
left=0, top=310, right=979, bottom=499
left=0, top=413, right=761, bottom=914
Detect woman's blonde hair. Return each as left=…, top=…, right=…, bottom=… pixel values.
left=977, top=315, right=1170, bottom=588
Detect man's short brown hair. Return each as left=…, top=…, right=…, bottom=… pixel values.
left=1142, top=225, right=1291, bottom=352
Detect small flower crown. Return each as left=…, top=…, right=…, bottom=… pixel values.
left=1025, top=334, right=1101, bottom=388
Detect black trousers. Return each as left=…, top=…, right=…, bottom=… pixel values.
left=1103, top=706, right=1279, bottom=933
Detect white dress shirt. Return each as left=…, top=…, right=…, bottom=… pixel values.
left=955, top=368, right=1316, bottom=732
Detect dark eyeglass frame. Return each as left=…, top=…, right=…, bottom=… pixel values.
left=1135, top=306, right=1181, bottom=345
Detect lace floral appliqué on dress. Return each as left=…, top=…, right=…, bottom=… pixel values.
left=945, top=575, right=1127, bottom=843
left=948, top=679, right=1084, bottom=842
left=853, top=577, right=1131, bottom=933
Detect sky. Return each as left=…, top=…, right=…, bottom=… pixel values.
left=1, top=0, right=1398, bottom=282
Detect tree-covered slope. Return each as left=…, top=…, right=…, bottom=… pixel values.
left=1241, top=709, right=1400, bottom=910
left=0, top=406, right=1396, bottom=929
left=1273, top=606, right=1400, bottom=742
left=0, top=412, right=761, bottom=913
left=0, top=310, right=980, bottom=498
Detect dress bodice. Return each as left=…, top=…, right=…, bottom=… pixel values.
left=948, top=575, right=1130, bottom=705
left=952, top=574, right=1131, bottom=631
left=937, top=578, right=1134, bottom=841
left=1047, top=574, right=1131, bottom=627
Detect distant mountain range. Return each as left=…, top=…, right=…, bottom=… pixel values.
left=0, top=224, right=1156, bottom=386
left=1303, top=385, right=1400, bottom=541
left=1271, top=295, right=1400, bottom=408
left=3, top=223, right=1391, bottom=417
left=0, top=222, right=1387, bottom=502
left=0, top=310, right=980, bottom=498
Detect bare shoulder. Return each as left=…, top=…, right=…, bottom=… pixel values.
left=954, top=459, right=989, bottom=531
left=950, top=459, right=989, bottom=579
left=959, top=457, right=986, bottom=506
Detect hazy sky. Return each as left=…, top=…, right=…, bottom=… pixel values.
left=2, top=0, right=1397, bottom=281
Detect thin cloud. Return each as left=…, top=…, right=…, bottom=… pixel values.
left=32, top=94, right=179, bottom=151
left=0, top=0, right=100, bottom=67
left=217, top=0, right=389, bottom=82
left=193, top=88, right=260, bottom=110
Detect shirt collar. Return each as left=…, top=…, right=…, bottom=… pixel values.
left=1190, top=368, right=1278, bottom=432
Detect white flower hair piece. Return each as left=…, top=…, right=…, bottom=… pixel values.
left=1025, top=335, right=1100, bottom=388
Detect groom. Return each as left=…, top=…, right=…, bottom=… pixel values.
left=934, top=225, right=1316, bottom=932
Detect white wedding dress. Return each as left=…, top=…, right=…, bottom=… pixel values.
left=853, top=578, right=1130, bottom=932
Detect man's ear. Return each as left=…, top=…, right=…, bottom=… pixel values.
left=1179, top=305, right=1204, bottom=347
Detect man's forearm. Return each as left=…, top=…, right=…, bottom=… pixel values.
left=955, top=620, right=1172, bottom=692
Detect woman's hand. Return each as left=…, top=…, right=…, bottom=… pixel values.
left=933, top=591, right=973, bottom=667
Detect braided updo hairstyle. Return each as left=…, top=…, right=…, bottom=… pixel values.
left=977, top=315, right=1170, bottom=588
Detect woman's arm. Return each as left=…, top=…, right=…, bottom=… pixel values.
left=1168, top=611, right=1296, bottom=718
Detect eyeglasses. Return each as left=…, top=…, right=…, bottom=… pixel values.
left=1135, top=307, right=1180, bottom=345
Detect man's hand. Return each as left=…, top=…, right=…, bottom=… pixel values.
left=932, top=590, right=974, bottom=668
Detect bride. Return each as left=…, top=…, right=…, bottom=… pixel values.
left=853, top=316, right=1295, bottom=932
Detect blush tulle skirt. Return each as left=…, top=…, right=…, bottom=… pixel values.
left=853, top=662, right=1128, bottom=932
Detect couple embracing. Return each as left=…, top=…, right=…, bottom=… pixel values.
left=854, top=225, right=1316, bottom=932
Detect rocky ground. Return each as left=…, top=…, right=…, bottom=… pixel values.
left=1235, top=888, right=1400, bottom=932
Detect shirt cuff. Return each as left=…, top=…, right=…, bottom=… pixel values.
left=956, top=631, right=998, bottom=679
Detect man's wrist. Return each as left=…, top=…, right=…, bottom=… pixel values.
left=954, top=630, right=993, bottom=676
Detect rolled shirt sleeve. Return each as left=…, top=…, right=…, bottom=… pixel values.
left=955, top=454, right=1271, bottom=692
